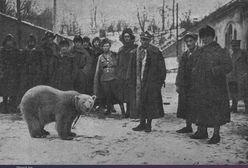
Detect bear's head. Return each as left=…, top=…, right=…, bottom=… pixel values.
left=75, top=94, right=96, bottom=114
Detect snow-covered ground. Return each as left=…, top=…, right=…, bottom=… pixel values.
left=0, top=79, right=248, bottom=165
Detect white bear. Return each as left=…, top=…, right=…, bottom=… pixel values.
left=20, top=85, right=95, bottom=140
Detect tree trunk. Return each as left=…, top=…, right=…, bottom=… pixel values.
left=16, top=0, right=22, bottom=48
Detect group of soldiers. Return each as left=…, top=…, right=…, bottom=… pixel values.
left=176, top=25, right=248, bottom=144
left=0, top=28, right=167, bottom=134
left=2, top=24, right=247, bottom=144
left=0, top=31, right=104, bottom=114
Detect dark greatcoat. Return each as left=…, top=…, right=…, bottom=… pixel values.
left=0, top=47, right=21, bottom=97
left=18, top=47, right=43, bottom=102
left=36, top=42, right=59, bottom=85
left=117, top=43, right=138, bottom=102
left=190, top=42, right=232, bottom=127
left=176, top=47, right=198, bottom=122
left=88, top=47, right=102, bottom=94
left=127, top=45, right=166, bottom=119
left=49, top=52, right=77, bottom=91
left=70, top=46, right=93, bottom=94
left=91, top=47, right=103, bottom=78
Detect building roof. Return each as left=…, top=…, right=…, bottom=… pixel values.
left=0, top=12, right=71, bottom=41
left=190, top=0, right=248, bottom=32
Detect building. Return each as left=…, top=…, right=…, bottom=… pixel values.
left=0, top=12, right=72, bottom=49
left=162, top=0, right=248, bottom=58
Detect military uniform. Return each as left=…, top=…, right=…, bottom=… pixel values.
left=94, top=51, right=121, bottom=113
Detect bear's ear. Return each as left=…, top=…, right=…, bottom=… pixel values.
left=91, top=95, right=96, bottom=101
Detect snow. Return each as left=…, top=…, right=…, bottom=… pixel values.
left=0, top=79, right=247, bottom=165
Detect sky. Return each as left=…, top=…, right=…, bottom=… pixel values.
left=35, top=0, right=232, bottom=33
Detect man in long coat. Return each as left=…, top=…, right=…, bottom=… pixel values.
left=117, top=28, right=138, bottom=118
left=36, top=32, right=59, bottom=86
left=190, top=25, right=232, bottom=144
left=70, top=35, right=93, bottom=94
left=130, top=31, right=167, bottom=133
left=176, top=32, right=198, bottom=133
left=0, top=34, right=21, bottom=113
left=50, top=39, right=77, bottom=91
left=18, top=34, right=40, bottom=106
left=226, top=40, right=248, bottom=113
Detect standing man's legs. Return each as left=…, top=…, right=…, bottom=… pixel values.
left=102, top=81, right=112, bottom=115
left=190, top=126, right=208, bottom=139
left=228, top=82, right=238, bottom=113
left=208, top=126, right=221, bottom=144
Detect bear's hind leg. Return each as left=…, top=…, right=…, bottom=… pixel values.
left=24, top=115, right=44, bottom=138
left=56, top=114, right=73, bottom=140
left=27, top=120, right=44, bottom=138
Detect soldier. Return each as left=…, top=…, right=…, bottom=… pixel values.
left=227, top=40, right=248, bottom=113
left=117, top=28, right=138, bottom=118
left=190, top=25, right=232, bottom=144
left=50, top=38, right=77, bottom=91
left=18, top=34, right=39, bottom=105
left=131, top=31, right=167, bottom=132
left=0, top=34, right=21, bottom=113
left=94, top=38, right=125, bottom=116
left=92, top=37, right=103, bottom=78
left=176, top=32, right=198, bottom=133
left=36, top=32, right=59, bottom=85
left=70, top=35, right=92, bottom=94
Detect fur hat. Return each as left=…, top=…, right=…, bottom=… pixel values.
left=73, top=35, right=83, bottom=44
left=199, top=25, right=215, bottom=38
left=82, top=36, right=92, bottom=47
left=120, top=28, right=135, bottom=42
left=44, top=31, right=56, bottom=40
left=59, top=38, right=69, bottom=47
left=92, top=37, right=101, bottom=47
left=82, top=36, right=91, bottom=43
left=101, top=38, right=111, bottom=47
left=2, top=34, right=16, bottom=47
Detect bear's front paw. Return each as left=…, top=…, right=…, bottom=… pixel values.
left=61, top=136, right=74, bottom=140
left=69, top=132, right=77, bottom=137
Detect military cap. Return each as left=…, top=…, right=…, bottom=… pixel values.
left=199, top=25, right=215, bottom=38
left=183, top=32, right=198, bottom=41
left=140, top=31, right=153, bottom=40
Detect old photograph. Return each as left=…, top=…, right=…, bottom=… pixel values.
left=0, top=0, right=248, bottom=165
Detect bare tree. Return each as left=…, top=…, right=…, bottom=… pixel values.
left=180, top=9, right=194, bottom=30
left=137, top=6, right=148, bottom=32
left=0, top=0, right=15, bottom=16
left=89, top=0, right=99, bottom=33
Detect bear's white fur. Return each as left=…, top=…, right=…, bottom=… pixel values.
left=20, top=85, right=95, bottom=140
